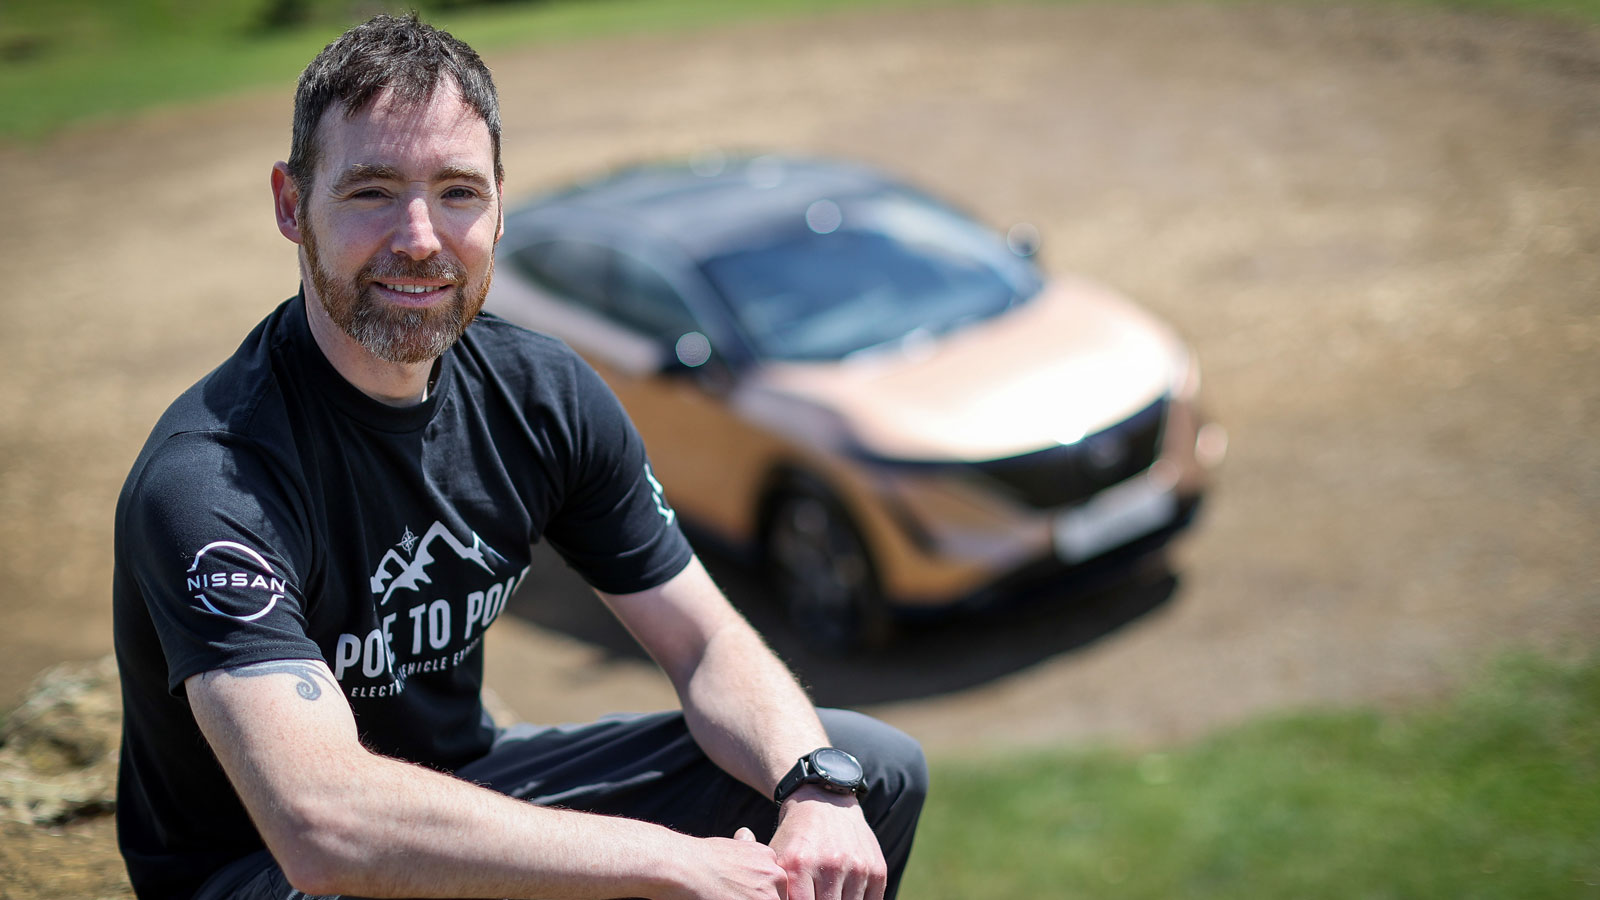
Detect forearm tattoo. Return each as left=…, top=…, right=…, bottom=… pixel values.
left=222, top=660, right=335, bottom=701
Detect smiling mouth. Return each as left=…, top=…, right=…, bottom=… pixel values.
left=380, top=283, right=448, bottom=294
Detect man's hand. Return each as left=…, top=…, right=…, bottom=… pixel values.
left=770, top=788, right=888, bottom=900
left=670, top=828, right=788, bottom=900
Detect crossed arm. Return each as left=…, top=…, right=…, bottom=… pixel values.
left=186, top=556, right=886, bottom=899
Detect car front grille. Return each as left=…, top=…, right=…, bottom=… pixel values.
left=974, top=395, right=1168, bottom=510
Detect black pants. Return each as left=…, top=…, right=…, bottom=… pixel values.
left=194, top=708, right=927, bottom=900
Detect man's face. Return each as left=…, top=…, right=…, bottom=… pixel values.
left=297, top=81, right=502, bottom=365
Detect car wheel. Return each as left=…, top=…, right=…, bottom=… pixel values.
left=764, top=483, right=891, bottom=654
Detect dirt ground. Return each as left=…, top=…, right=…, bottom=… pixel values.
left=0, top=3, right=1597, bottom=894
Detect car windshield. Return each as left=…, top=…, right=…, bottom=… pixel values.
left=700, top=191, right=1044, bottom=361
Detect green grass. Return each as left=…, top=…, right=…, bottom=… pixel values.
left=900, top=651, right=1600, bottom=899
left=0, top=0, right=925, bottom=141
left=4, top=0, right=1600, bottom=141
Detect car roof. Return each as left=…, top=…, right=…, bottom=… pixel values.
left=505, top=155, right=906, bottom=260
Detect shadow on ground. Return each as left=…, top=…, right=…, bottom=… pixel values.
left=503, top=541, right=1178, bottom=707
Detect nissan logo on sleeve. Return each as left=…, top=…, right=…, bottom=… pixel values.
left=184, top=541, right=287, bottom=622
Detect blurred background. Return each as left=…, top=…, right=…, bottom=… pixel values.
left=0, top=0, right=1596, bottom=896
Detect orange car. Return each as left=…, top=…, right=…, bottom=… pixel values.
left=486, top=156, right=1226, bottom=650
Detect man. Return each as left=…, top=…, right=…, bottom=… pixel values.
left=112, top=14, right=925, bottom=900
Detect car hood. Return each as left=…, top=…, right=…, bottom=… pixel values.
left=753, top=277, right=1184, bottom=462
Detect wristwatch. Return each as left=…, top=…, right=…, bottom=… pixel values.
left=773, top=747, right=867, bottom=803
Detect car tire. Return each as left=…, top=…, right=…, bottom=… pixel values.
left=763, top=481, right=892, bottom=654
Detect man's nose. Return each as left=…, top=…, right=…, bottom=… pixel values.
left=391, top=195, right=443, bottom=259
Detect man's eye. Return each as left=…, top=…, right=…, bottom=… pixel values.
left=444, top=187, right=478, bottom=200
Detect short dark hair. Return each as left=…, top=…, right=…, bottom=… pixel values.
left=288, top=13, right=502, bottom=190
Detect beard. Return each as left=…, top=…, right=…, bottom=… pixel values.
left=302, top=220, right=493, bottom=366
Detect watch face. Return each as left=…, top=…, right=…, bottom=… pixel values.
left=812, top=748, right=863, bottom=786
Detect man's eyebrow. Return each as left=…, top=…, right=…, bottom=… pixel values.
left=437, top=165, right=493, bottom=190
left=329, top=164, right=492, bottom=193
left=331, top=163, right=403, bottom=192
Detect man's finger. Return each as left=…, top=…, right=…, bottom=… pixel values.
left=786, top=870, right=817, bottom=900
left=734, top=826, right=756, bottom=842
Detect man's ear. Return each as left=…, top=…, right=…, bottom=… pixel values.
left=271, top=162, right=304, bottom=245
left=495, top=180, right=506, bottom=243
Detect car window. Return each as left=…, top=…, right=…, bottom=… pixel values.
left=510, top=239, right=700, bottom=343
left=611, top=252, right=700, bottom=340
left=508, top=240, right=611, bottom=310
left=700, top=191, right=1043, bottom=361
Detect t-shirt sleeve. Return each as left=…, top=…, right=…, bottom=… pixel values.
left=541, top=357, right=694, bottom=595
left=120, top=431, right=324, bottom=694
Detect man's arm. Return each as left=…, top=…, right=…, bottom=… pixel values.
left=598, top=557, right=889, bottom=900
left=186, top=658, right=787, bottom=899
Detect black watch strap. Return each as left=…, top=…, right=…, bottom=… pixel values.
left=774, top=758, right=809, bottom=804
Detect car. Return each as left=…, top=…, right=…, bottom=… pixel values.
left=486, top=154, right=1227, bottom=651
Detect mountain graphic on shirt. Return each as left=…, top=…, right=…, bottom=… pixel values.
left=369, top=521, right=504, bottom=606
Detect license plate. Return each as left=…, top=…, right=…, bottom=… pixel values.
left=1053, top=470, right=1178, bottom=563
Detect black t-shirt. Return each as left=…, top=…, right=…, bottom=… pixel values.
left=112, top=294, right=693, bottom=899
